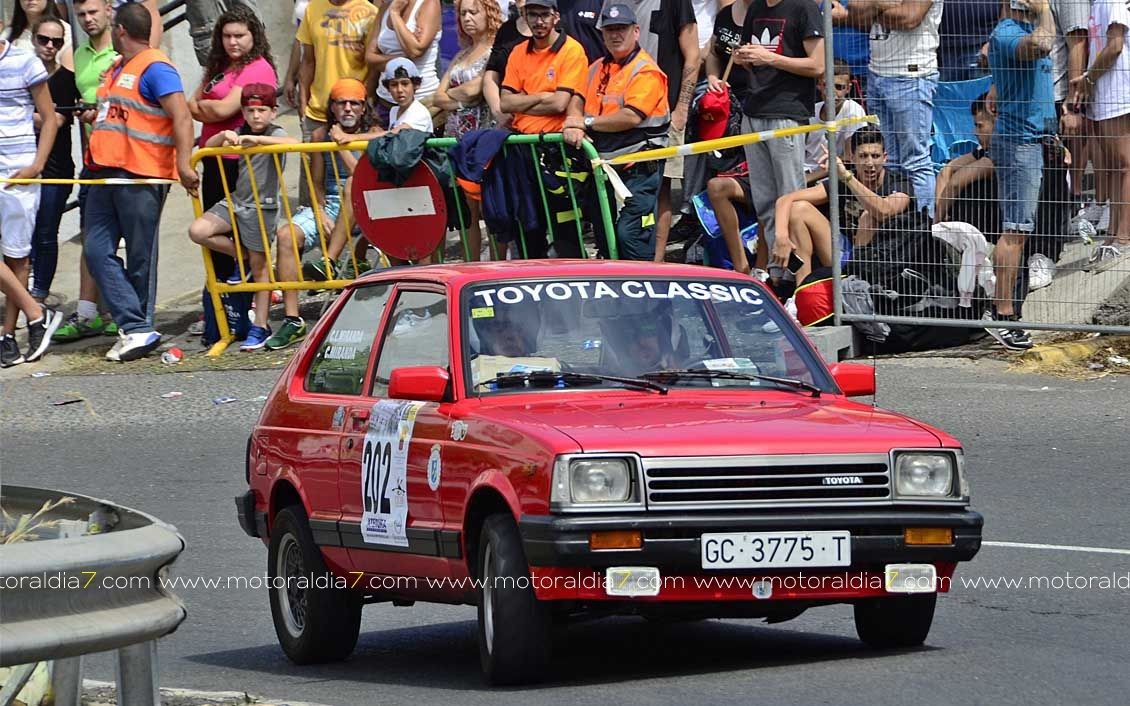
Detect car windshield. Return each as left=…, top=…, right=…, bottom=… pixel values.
left=462, top=277, right=833, bottom=395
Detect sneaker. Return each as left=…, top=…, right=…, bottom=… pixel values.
left=103, top=319, right=118, bottom=336
left=341, top=258, right=372, bottom=279
left=265, top=318, right=307, bottom=350
left=1069, top=211, right=1098, bottom=245
left=115, top=331, right=162, bottom=362
left=1028, top=253, right=1055, bottom=290
left=0, top=334, right=24, bottom=367
left=106, top=331, right=127, bottom=361
left=1087, top=243, right=1130, bottom=273
left=982, top=311, right=1032, bottom=351
left=25, top=308, right=63, bottom=363
left=240, top=325, right=272, bottom=351
left=53, top=312, right=112, bottom=342
left=188, top=317, right=206, bottom=336
left=302, top=259, right=338, bottom=282
left=1078, top=201, right=1106, bottom=225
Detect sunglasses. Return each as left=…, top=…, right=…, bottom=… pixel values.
left=36, top=34, right=64, bottom=49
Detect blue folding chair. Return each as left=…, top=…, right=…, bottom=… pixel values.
left=930, top=76, right=993, bottom=168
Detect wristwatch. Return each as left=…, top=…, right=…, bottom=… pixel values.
left=584, top=116, right=595, bottom=130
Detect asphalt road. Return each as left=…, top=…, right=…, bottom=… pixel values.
left=3, top=358, right=1129, bottom=704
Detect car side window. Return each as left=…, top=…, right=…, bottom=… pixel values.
left=305, top=284, right=393, bottom=395
left=371, top=290, right=449, bottom=397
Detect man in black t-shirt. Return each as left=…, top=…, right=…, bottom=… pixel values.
left=483, top=0, right=532, bottom=128
left=771, top=126, right=912, bottom=283
left=731, top=0, right=823, bottom=280
left=558, top=0, right=604, bottom=62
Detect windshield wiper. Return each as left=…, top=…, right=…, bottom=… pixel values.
left=639, top=368, right=822, bottom=397
left=473, top=370, right=668, bottom=394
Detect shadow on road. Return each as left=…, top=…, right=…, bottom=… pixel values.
left=184, top=615, right=933, bottom=690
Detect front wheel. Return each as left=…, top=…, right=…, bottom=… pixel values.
left=477, top=513, right=552, bottom=685
left=268, top=505, right=363, bottom=664
left=853, top=593, right=937, bottom=648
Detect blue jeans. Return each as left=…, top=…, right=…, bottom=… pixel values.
left=83, top=177, right=169, bottom=334
left=989, top=139, right=1043, bottom=233
left=30, top=183, right=72, bottom=299
left=868, top=71, right=938, bottom=217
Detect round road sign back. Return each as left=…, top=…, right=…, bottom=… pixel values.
left=350, top=158, right=447, bottom=261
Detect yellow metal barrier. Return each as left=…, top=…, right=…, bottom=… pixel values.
left=190, top=135, right=619, bottom=356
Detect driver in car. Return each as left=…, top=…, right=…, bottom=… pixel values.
left=601, top=306, right=688, bottom=377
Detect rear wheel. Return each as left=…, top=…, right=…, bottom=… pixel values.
left=268, top=506, right=362, bottom=664
left=477, top=513, right=552, bottom=685
left=853, top=594, right=937, bottom=648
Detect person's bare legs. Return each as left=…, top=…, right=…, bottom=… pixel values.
left=3, top=256, right=30, bottom=335
left=652, top=177, right=673, bottom=263
left=707, top=177, right=751, bottom=274
left=324, top=177, right=354, bottom=263
left=994, top=232, right=1027, bottom=317
left=249, top=250, right=271, bottom=327
left=0, top=258, right=43, bottom=335
left=275, top=222, right=304, bottom=318
left=1107, top=114, right=1130, bottom=245
left=188, top=214, right=238, bottom=258
left=786, top=201, right=833, bottom=284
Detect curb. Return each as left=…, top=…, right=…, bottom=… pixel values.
left=1021, top=336, right=1130, bottom=365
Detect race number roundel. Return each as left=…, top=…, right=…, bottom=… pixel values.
left=350, top=159, right=448, bottom=261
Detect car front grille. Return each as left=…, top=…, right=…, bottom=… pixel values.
left=642, top=454, right=891, bottom=510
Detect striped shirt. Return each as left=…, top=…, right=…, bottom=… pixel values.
left=0, top=41, right=49, bottom=166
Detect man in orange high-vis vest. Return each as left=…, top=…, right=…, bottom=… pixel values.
left=563, top=3, right=669, bottom=260
left=84, top=2, right=198, bottom=362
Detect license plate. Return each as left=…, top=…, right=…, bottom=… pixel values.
left=701, top=531, right=851, bottom=569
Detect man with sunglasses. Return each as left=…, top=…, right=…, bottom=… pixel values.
left=499, top=0, right=589, bottom=257
left=563, top=3, right=670, bottom=260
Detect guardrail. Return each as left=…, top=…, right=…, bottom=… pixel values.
left=0, top=486, right=187, bottom=706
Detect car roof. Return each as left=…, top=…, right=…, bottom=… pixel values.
left=347, top=259, right=759, bottom=291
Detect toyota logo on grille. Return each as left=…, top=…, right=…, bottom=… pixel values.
left=822, top=475, right=865, bottom=486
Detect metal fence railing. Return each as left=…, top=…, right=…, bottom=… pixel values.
left=816, top=0, right=1130, bottom=341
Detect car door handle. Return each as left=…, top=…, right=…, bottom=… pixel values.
left=349, top=410, right=370, bottom=432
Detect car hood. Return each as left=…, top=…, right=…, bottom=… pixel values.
left=475, top=392, right=945, bottom=456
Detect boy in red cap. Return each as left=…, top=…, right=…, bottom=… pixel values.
left=188, top=82, right=298, bottom=351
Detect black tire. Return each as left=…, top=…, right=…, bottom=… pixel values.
left=853, top=593, right=937, bottom=649
left=268, top=506, right=363, bottom=664
left=476, top=513, right=552, bottom=685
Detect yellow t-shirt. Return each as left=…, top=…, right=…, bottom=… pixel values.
left=297, top=0, right=378, bottom=122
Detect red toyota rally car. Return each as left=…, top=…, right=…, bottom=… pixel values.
left=236, top=260, right=982, bottom=684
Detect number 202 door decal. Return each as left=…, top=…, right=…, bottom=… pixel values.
left=361, top=400, right=422, bottom=547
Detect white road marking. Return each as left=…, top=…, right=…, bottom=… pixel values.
left=984, top=541, right=1130, bottom=556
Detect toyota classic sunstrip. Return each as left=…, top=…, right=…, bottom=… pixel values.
left=236, top=260, right=983, bottom=684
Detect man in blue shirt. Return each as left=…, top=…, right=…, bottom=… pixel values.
left=985, top=0, right=1055, bottom=351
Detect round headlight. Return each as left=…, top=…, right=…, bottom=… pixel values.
left=570, top=459, right=632, bottom=503
left=895, top=454, right=954, bottom=497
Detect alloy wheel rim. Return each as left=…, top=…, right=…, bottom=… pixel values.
left=277, top=534, right=307, bottom=636
left=483, top=543, right=494, bottom=655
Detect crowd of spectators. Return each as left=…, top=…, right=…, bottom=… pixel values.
left=2, top=0, right=1128, bottom=363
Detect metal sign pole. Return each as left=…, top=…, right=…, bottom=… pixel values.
left=824, top=1, right=843, bottom=326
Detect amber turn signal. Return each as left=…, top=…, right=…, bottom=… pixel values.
left=904, top=527, right=953, bottom=545
left=590, top=530, right=642, bottom=550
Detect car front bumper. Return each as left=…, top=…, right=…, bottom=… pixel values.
left=519, top=508, right=983, bottom=569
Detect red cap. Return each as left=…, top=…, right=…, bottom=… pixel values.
left=241, top=83, right=278, bottom=108
left=697, top=89, right=731, bottom=141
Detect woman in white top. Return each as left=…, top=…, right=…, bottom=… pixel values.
left=1074, top=0, right=1130, bottom=265
left=3, top=0, right=71, bottom=70
left=366, top=0, right=442, bottom=119
left=435, top=0, right=502, bottom=261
